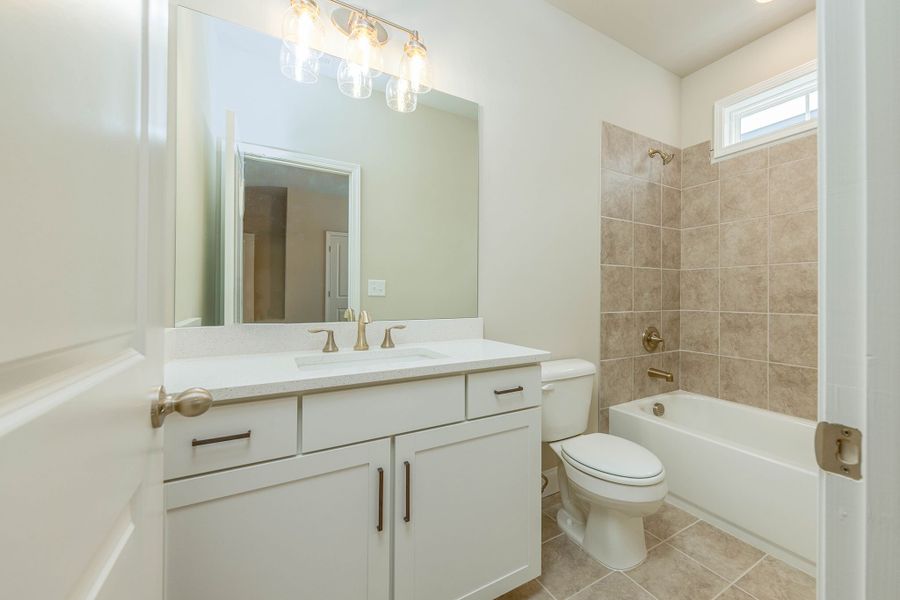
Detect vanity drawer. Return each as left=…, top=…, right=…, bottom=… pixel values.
left=301, top=376, right=465, bottom=452
left=466, top=366, right=541, bottom=418
left=164, top=396, right=298, bottom=480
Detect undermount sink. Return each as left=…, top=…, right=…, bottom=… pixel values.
left=294, top=347, right=448, bottom=370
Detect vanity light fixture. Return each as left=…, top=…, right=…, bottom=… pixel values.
left=280, top=0, right=433, bottom=112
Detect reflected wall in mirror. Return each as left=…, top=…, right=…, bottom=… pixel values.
left=174, top=8, right=478, bottom=327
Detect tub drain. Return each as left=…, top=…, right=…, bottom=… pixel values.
left=652, top=402, right=665, bottom=417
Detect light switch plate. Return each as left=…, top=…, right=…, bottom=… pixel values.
left=367, top=279, right=386, bottom=297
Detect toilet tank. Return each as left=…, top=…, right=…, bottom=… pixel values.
left=540, top=359, right=597, bottom=442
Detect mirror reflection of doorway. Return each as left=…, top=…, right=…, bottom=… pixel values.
left=242, top=158, right=350, bottom=323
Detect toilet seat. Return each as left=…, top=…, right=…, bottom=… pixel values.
left=561, top=434, right=665, bottom=486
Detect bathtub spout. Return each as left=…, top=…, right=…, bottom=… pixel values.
left=648, top=368, right=674, bottom=382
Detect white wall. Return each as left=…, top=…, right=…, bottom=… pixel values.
left=680, top=10, right=817, bottom=147
left=174, top=0, right=682, bottom=432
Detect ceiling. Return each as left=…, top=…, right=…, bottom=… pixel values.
left=546, top=0, right=815, bottom=76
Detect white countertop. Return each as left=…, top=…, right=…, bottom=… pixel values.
left=165, top=338, right=550, bottom=401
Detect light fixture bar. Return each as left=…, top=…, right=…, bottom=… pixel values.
left=327, top=0, right=419, bottom=38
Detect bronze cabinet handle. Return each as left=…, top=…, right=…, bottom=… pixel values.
left=377, top=467, right=385, bottom=532
left=403, top=461, right=411, bottom=523
left=494, top=386, right=524, bottom=395
left=191, top=430, right=251, bottom=447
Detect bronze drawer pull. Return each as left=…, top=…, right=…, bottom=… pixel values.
left=494, top=386, right=524, bottom=395
left=191, top=430, right=252, bottom=447
left=377, top=467, right=385, bottom=532
left=403, top=461, right=411, bottom=523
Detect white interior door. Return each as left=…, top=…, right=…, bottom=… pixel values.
left=325, top=231, right=350, bottom=321
left=0, top=1, right=168, bottom=598
left=819, top=1, right=900, bottom=598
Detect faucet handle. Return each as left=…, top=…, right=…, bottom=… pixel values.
left=642, top=326, right=665, bottom=352
left=381, top=324, right=407, bottom=349
left=343, top=308, right=355, bottom=322
left=309, top=328, right=339, bottom=353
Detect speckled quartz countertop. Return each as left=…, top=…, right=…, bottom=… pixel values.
left=165, top=338, right=550, bottom=402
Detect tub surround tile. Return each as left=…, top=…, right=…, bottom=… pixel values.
left=720, top=266, right=768, bottom=313
left=634, top=268, right=662, bottom=311
left=634, top=134, right=663, bottom=183
left=602, top=122, right=633, bottom=175
left=735, top=556, right=816, bottom=600
left=601, top=169, right=633, bottom=220
left=720, top=357, right=768, bottom=409
left=662, top=270, right=681, bottom=310
left=769, top=364, right=817, bottom=420
left=601, top=266, right=633, bottom=312
left=628, top=544, right=728, bottom=600
left=661, top=228, right=681, bottom=269
left=719, top=313, right=767, bottom=361
left=769, top=314, right=818, bottom=368
left=681, top=311, right=719, bottom=354
left=681, top=226, right=719, bottom=269
left=720, top=170, right=768, bottom=222
left=570, top=573, right=654, bottom=600
left=769, top=157, right=817, bottom=215
left=601, top=218, right=633, bottom=266
left=634, top=181, right=662, bottom=226
left=634, top=224, right=662, bottom=268
left=539, top=535, right=611, bottom=600
left=680, top=270, right=719, bottom=311
left=633, top=351, right=679, bottom=398
left=682, top=182, right=719, bottom=227
left=718, top=147, right=768, bottom=179
left=682, top=142, right=719, bottom=188
left=769, top=263, right=817, bottom=315
left=598, top=407, right=610, bottom=433
left=661, top=310, right=681, bottom=351
left=668, top=521, right=765, bottom=581
left=661, top=144, right=682, bottom=190
left=720, top=218, right=768, bottom=267
left=680, top=351, right=719, bottom=397
left=661, top=186, right=682, bottom=229
left=601, top=312, right=635, bottom=359
left=600, top=358, right=634, bottom=408
left=768, top=133, right=817, bottom=166
left=769, top=211, right=817, bottom=264
left=643, top=503, right=699, bottom=541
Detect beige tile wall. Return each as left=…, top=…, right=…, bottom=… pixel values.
left=679, top=134, right=818, bottom=420
left=600, top=123, right=818, bottom=424
left=600, top=123, right=682, bottom=429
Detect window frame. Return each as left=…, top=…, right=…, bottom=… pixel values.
left=713, top=60, right=818, bottom=161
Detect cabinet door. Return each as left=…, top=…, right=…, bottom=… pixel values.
left=394, top=409, right=542, bottom=600
left=165, top=438, right=391, bottom=600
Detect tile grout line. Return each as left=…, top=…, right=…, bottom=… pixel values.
left=621, top=570, right=663, bottom=600
left=535, top=577, right=559, bottom=600
left=560, top=570, right=616, bottom=600
left=661, top=541, right=738, bottom=591
left=648, top=515, right=700, bottom=545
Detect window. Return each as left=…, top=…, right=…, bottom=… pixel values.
left=713, top=60, right=817, bottom=160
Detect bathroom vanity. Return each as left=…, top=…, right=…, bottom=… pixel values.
left=162, top=336, right=548, bottom=600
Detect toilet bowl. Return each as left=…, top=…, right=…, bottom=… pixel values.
left=541, top=359, right=667, bottom=570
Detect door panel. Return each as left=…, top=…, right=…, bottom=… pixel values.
left=165, top=438, right=391, bottom=600
left=394, top=410, right=541, bottom=600
left=0, top=0, right=167, bottom=597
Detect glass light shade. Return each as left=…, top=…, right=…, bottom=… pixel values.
left=386, top=77, right=417, bottom=113
left=282, top=0, right=325, bottom=54
left=337, top=60, right=373, bottom=99
left=344, top=17, right=383, bottom=77
left=280, top=42, right=320, bottom=84
left=399, top=37, right=432, bottom=94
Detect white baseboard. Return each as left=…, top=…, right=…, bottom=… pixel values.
left=542, top=467, right=559, bottom=497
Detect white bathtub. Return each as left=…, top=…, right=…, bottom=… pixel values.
left=610, top=391, right=817, bottom=574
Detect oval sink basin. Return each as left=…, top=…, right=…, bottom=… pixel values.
left=294, top=347, right=447, bottom=370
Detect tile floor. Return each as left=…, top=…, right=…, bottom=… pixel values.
left=500, top=494, right=816, bottom=600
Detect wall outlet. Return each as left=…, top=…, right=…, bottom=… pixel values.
left=367, top=279, right=386, bottom=297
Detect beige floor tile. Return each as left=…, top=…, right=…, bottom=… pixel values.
left=497, top=579, right=554, bottom=600
left=542, top=513, right=562, bottom=542
left=570, top=572, right=654, bottom=600
left=645, top=530, right=662, bottom=550
left=542, top=492, right=560, bottom=511
left=716, top=586, right=756, bottom=600
left=736, top=556, right=816, bottom=600
left=628, top=543, right=729, bottom=600
left=644, top=502, right=699, bottom=540
left=667, top=521, right=765, bottom=581
left=539, top=535, right=611, bottom=600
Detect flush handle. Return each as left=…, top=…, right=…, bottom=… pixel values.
left=815, top=422, right=862, bottom=480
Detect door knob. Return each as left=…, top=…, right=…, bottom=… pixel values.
left=151, top=386, right=213, bottom=428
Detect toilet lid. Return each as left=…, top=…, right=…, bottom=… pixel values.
left=561, top=434, right=664, bottom=485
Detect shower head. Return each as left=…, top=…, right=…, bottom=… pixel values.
left=648, top=147, right=675, bottom=165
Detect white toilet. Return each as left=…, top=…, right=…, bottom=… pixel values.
left=542, top=359, right=667, bottom=570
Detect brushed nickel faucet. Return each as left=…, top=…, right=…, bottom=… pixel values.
left=381, top=324, right=406, bottom=349
left=647, top=368, right=674, bottom=382
left=309, top=328, right=339, bottom=353
left=354, top=310, right=372, bottom=351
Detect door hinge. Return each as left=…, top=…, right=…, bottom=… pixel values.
left=815, top=422, right=862, bottom=480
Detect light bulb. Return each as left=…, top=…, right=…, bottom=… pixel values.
left=344, top=14, right=383, bottom=77
left=280, top=0, right=324, bottom=83
left=337, top=60, right=373, bottom=99
left=399, top=35, right=432, bottom=94
left=386, top=76, right=417, bottom=113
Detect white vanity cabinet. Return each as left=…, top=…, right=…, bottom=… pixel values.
left=163, top=364, right=542, bottom=600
